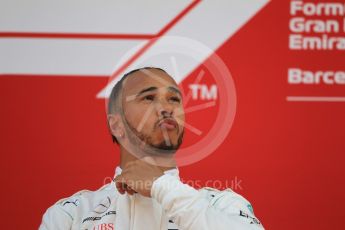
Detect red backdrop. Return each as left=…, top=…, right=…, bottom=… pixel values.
left=1, top=0, right=344, bottom=229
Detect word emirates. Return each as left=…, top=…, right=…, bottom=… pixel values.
left=289, top=1, right=345, bottom=50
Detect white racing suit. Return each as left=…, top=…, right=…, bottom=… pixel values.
left=40, top=167, right=264, bottom=230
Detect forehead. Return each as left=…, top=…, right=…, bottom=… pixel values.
left=122, top=69, right=178, bottom=96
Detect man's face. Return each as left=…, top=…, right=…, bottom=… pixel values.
left=121, top=69, right=185, bottom=153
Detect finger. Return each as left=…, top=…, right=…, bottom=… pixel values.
left=126, top=186, right=137, bottom=195
left=121, top=183, right=136, bottom=195
left=114, top=176, right=126, bottom=194
left=116, top=182, right=126, bottom=194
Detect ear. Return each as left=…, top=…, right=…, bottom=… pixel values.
left=107, top=114, right=124, bottom=138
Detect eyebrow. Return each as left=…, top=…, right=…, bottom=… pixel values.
left=136, top=86, right=182, bottom=98
left=168, top=86, right=182, bottom=97
left=136, top=86, right=158, bottom=97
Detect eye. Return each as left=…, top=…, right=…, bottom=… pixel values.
left=170, top=96, right=181, bottom=103
left=143, top=95, right=154, bottom=101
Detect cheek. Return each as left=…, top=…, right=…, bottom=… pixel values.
left=124, top=105, right=141, bottom=128
left=175, top=108, right=185, bottom=128
left=125, top=104, right=157, bottom=131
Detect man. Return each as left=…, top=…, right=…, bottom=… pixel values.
left=40, top=67, right=264, bottom=229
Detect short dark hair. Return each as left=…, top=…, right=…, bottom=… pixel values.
left=107, top=67, right=167, bottom=144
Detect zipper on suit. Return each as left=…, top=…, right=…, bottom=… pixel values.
left=130, top=194, right=136, bottom=230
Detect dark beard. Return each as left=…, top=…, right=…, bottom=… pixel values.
left=123, top=115, right=184, bottom=154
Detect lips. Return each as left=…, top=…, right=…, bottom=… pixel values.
left=158, top=118, right=178, bottom=130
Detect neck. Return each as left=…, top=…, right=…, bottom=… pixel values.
left=119, top=145, right=177, bottom=171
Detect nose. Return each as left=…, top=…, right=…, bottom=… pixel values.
left=156, top=101, right=173, bottom=118
left=160, top=110, right=172, bottom=118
